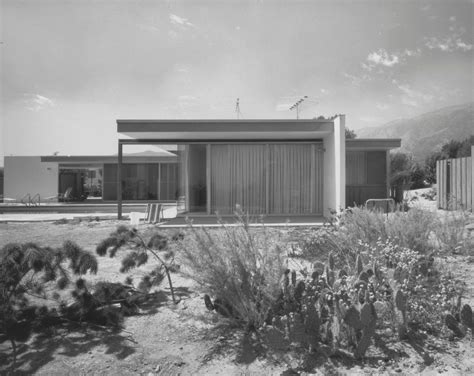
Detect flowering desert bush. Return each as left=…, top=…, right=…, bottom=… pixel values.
left=179, top=211, right=286, bottom=329
left=359, top=238, right=465, bottom=335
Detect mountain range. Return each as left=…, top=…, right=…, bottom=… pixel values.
left=357, top=102, right=473, bottom=162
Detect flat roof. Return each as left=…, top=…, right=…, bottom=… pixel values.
left=117, top=119, right=335, bottom=140
left=346, top=138, right=401, bottom=150
left=41, top=154, right=177, bottom=164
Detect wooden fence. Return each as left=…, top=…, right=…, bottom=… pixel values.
left=437, top=156, right=473, bottom=211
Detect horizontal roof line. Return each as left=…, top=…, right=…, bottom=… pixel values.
left=117, top=119, right=335, bottom=124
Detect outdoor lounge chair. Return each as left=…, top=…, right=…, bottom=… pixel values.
left=45, top=187, right=73, bottom=202
left=145, top=203, right=164, bottom=224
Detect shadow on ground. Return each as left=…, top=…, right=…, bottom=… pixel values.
left=0, top=324, right=136, bottom=375
left=197, top=319, right=451, bottom=375
left=0, top=289, right=179, bottom=374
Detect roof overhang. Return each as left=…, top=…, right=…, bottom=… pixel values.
left=41, top=155, right=177, bottom=164
left=117, top=119, right=335, bottom=140
left=346, top=138, right=401, bottom=151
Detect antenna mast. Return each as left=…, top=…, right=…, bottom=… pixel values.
left=289, top=96, right=308, bottom=119
left=235, top=98, right=242, bottom=119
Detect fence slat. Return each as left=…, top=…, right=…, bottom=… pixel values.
left=436, top=156, right=472, bottom=211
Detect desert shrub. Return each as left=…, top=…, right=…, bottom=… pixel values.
left=96, top=225, right=182, bottom=303
left=179, top=211, right=286, bottom=330
left=299, top=225, right=359, bottom=269
left=359, top=238, right=464, bottom=335
left=338, top=207, right=388, bottom=245
left=311, top=206, right=450, bottom=256
left=434, top=210, right=472, bottom=255
left=0, top=241, right=98, bottom=370
left=384, top=208, right=438, bottom=253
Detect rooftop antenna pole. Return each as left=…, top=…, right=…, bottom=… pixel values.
left=289, top=96, right=308, bottom=119
left=235, top=98, right=241, bottom=119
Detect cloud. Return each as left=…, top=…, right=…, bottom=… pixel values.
left=455, top=39, right=473, bottom=51
left=376, top=103, right=389, bottom=111
left=366, top=49, right=400, bottom=68
left=24, top=94, right=55, bottom=111
left=403, top=48, right=421, bottom=57
left=363, top=48, right=422, bottom=71
left=424, top=36, right=473, bottom=52
left=169, top=14, right=194, bottom=28
left=449, top=16, right=456, bottom=22
left=392, top=80, right=433, bottom=107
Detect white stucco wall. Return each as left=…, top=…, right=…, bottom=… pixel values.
left=322, top=115, right=346, bottom=216
left=4, top=156, right=59, bottom=201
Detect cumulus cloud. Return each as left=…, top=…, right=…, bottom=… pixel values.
left=24, top=94, right=55, bottom=111
left=367, top=49, right=400, bottom=67
left=424, top=36, right=473, bottom=52
left=362, top=48, right=421, bottom=71
left=169, top=14, right=194, bottom=28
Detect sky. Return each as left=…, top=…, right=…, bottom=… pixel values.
left=1, top=0, right=473, bottom=164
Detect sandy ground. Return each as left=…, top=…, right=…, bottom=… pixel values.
left=0, top=213, right=473, bottom=375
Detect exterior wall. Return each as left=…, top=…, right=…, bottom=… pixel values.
left=323, top=115, right=345, bottom=215
left=4, top=156, right=59, bottom=201
left=346, top=150, right=388, bottom=206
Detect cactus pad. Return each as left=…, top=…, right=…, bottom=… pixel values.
left=460, top=304, right=473, bottom=328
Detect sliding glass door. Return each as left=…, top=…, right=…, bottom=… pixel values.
left=207, top=143, right=323, bottom=215
left=211, top=145, right=266, bottom=214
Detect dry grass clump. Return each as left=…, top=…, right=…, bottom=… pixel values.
left=178, top=211, right=286, bottom=329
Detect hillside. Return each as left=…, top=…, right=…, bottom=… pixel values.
left=357, top=102, right=473, bottom=161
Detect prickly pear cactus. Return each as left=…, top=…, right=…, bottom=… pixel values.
left=460, top=304, right=473, bottom=330
left=269, top=250, right=389, bottom=357
left=445, top=313, right=465, bottom=338
left=354, top=302, right=377, bottom=359
left=394, top=289, right=408, bottom=338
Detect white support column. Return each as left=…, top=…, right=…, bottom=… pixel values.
left=322, top=115, right=346, bottom=216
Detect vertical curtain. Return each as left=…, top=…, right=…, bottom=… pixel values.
left=269, top=144, right=313, bottom=214
left=346, top=151, right=367, bottom=185
left=211, top=145, right=266, bottom=214
left=210, top=143, right=323, bottom=215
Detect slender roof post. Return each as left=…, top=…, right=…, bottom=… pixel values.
left=117, top=140, right=123, bottom=219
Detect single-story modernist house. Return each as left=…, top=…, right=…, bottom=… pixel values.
left=116, top=116, right=400, bottom=218
left=2, top=116, right=401, bottom=218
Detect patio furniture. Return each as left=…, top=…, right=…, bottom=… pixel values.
left=46, top=187, right=73, bottom=202
left=365, top=198, right=395, bottom=213
left=145, top=203, right=163, bottom=224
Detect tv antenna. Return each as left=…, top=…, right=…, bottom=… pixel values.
left=289, top=96, right=308, bottom=119
left=235, top=98, right=243, bottom=119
